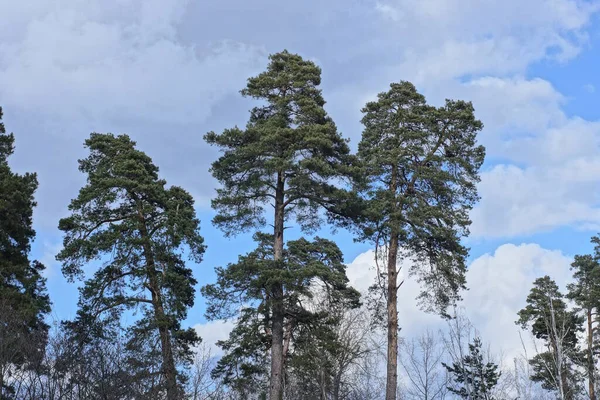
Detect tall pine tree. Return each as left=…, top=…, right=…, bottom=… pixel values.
left=204, top=50, right=353, bottom=400
left=0, top=107, right=50, bottom=398
left=567, top=238, right=600, bottom=400
left=353, top=81, right=485, bottom=400
left=57, top=133, right=205, bottom=400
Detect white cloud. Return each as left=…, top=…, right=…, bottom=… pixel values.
left=193, top=243, right=574, bottom=378
left=345, top=243, right=574, bottom=361
left=371, top=74, right=600, bottom=239
left=460, top=77, right=600, bottom=238
left=375, top=0, right=597, bottom=81
left=0, top=0, right=269, bottom=229
left=193, top=320, right=236, bottom=357
left=0, top=0, right=265, bottom=124
left=463, top=243, right=573, bottom=360
left=471, top=159, right=600, bottom=237
left=38, top=240, right=63, bottom=279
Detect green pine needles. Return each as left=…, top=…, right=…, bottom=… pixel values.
left=57, top=133, right=205, bottom=400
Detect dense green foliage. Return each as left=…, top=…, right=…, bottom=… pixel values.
left=204, top=50, right=352, bottom=237
left=56, top=133, right=205, bottom=399
left=0, top=107, right=50, bottom=398
left=566, top=238, right=600, bottom=400
left=356, top=81, right=485, bottom=316
left=353, top=81, right=485, bottom=400
left=204, top=50, right=355, bottom=399
left=202, top=234, right=360, bottom=397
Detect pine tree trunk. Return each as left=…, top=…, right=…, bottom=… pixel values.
left=589, top=308, right=596, bottom=400
left=386, top=232, right=399, bottom=400
left=269, top=171, right=285, bottom=400
left=548, top=298, right=569, bottom=400
left=386, top=166, right=399, bottom=400
left=137, top=205, right=180, bottom=400
left=333, top=372, right=342, bottom=400
left=149, top=272, right=179, bottom=400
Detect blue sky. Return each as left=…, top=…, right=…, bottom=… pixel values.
left=2, top=0, right=600, bottom=357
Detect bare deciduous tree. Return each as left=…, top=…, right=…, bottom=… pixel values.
left=399, top=329, right=449, bottom=400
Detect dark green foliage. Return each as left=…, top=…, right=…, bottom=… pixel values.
left=443, top=337, right=500, bottom=399
left=517, top=276, right=581, bottom=348
left=0, top=107, right=51, bottom=396
left=566, top=240, right=600, bottom=400
left=567, top=253, right=600, bottom=313
left=56, top=133, right=205, bottom=398
left=204, top=50, right=355, bottom=399
left=517, top=276, right=583, bottom=399
left=210, top=307, right=270, bottom=397
left=204, top=50, right=352, bottom=237
left=355, top=81, right=485, bottom=317
left=352, top=81, right=485, bottom=400
left=202, top=234, right=360, bottom=395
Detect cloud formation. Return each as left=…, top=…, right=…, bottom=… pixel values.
left=345, top=243, right=574, bottom=360
left=0, top=0, right=265, bottom=124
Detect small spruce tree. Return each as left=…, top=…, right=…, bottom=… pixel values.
left=443, top=337, right=500, bottom=399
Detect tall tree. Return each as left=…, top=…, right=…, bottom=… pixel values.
left=204, top=50, right=353, bottom=400
left=353, top=81, right=485, bottom=400
left=0, top=107, right=51, bottom=397
left=56, top=133, right=205, bottom=400
left=517, top=276, right=583, bottom=400
left=567, top=249, right=600, bottom=400
left=443, top=337, right=500, bottom=399
left=202, top=234, right=360, bottom=398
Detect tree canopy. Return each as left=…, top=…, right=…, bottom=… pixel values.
left=0, top=107, right=50, bottom=397
left=353, top=81, right=485, bottom=400
left=56, top=133, right=205, bottom=400
left=204, top=50, right=355, bottom=399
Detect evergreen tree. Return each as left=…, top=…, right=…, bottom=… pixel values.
left=0, top=107, right=51, bottom=397
left=56, top=133, right=205, bottom=400
left=567, top=248, right=600, bottom=400
left=443, top=337, right=500, bottom=399
left=517, top=276, right=583, bottom=400
left=353, top=81, right=485, bottom=400
left=202, top=234, right=360, bottom=399
left=204, top=50, right=353, bottom=400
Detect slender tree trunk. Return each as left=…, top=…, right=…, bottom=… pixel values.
left=148, top=270, right=179, bottom=400
left=386, top=166, right=399, bottom=400
left=548, top=297, right=568, bottom=400
left=137, top=206, right=180, bottom=400
left=269, top=172, right=285, bottom=400
left=333, top=372, right=342, bottom=400
left=589, top=308, right=596, bottom=400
